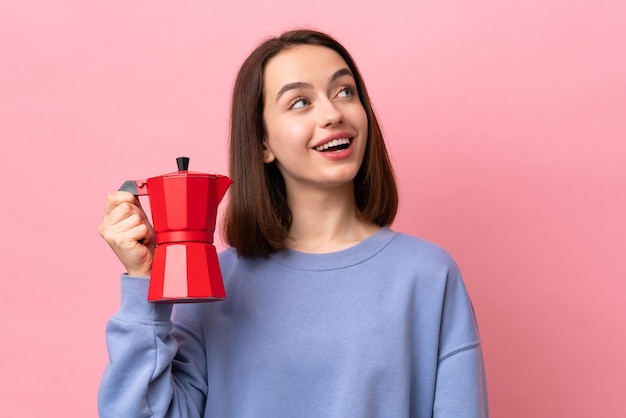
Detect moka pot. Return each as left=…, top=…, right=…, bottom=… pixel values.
left=119, top=157, right=233, bottom=303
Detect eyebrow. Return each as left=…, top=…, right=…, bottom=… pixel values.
left=275, top=68, right=354, bottom=102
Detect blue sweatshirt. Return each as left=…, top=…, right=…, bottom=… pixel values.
left=98, top=227, right=488, bottom=417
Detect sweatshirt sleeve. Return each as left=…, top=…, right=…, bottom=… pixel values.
left=432, top=260, right=489, bottom=417
left=98, top=275, right=208, bottom=418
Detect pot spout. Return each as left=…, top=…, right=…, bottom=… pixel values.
left=214, top=175, right=233, bottom=204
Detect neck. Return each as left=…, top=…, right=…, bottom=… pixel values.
left=285, top=182, right=380, bottom=253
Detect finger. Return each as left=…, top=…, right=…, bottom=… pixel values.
left=103, top=216, right=152, bottom=248
left=126, top=222, right=154, bottom=246
left=100, top=210, right=147, bottom=239
left=105, top=200, right=148, bottom=226
left=103, top=191, right=139, bottom=216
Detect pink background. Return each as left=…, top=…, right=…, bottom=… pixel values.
left=1, top=0, right=624, bottom=416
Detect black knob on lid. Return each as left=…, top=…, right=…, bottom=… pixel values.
left=176, top=156, right=190, bottom=171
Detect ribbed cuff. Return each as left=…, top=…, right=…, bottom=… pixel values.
left=118, top=274, right=173, bottom=323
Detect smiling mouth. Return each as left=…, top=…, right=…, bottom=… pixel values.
left=315, top=138, right=352, bottom=152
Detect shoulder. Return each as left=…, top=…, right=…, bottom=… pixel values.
left=218, top=247, right=269, bottom=275
left=384, top=229, right=460, bottom=271
left=218, top=246, right=241, bottom=271
left=388, top=232, right=481, bottom=342
left=379, top=229, right=472, bottom=302
left=218, top=246, right=238, bottom=262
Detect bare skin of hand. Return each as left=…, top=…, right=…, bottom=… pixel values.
left=98, top=191, right=155, bottom=278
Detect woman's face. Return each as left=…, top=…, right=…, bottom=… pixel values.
left=262, top=44, right=368, bottom=195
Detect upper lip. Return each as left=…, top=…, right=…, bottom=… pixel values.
left=310, top=131, right=354, bottom=149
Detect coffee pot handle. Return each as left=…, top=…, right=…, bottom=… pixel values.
left=118, top=180, right=148, bottom=196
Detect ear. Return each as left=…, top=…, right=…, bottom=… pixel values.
left=262, top=139, right=275, bottom=163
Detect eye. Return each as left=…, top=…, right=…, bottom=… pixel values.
left=289, top=96, right=309, bottom=110
left=337, top=85, right=358, bottom=98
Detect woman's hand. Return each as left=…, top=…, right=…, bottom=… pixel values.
left=98, top=191, right=155, bottom=278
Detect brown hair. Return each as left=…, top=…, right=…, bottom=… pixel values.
left=223, top=29, right=398, bottom=257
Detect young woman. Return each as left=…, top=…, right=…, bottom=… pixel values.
left=98, top=29, right=488, bottom=417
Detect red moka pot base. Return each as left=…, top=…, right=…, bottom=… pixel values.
left=148, top=242, right=226, bottom=303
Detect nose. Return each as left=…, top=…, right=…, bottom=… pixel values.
left=317, top=98, right=343, bottom=128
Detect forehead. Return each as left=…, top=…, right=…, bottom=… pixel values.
left=263, top=45, right=350, bottom=88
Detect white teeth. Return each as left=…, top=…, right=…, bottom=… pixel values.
left=315, top=138, right=350, bottom=152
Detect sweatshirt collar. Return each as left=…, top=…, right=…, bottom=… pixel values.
left=269, top=226, right=398, bottom=271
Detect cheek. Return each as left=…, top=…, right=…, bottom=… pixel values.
left=357, top=107, right=369, bottom=132
left=352, top=107, right=369, bottom=155
left=343, top=103, right=368, bottom=130
left=268, top=119, right=311, bottom=150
